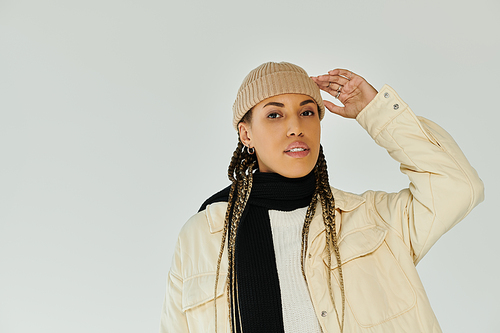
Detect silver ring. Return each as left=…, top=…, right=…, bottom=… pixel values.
left=335, top=90, right=341, bottom=99
left=337, top=85, right=342, bottom=92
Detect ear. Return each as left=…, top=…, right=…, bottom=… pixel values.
left=238, top=122, right=252, bottom=147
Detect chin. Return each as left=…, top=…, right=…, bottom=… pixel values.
left=257, top=157, right=317, bottom=179
left=276, top=165, right=315, bottom=179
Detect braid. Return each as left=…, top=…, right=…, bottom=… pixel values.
left=214, top=139, right=256, bottom=333
left=301, top=145, right=345, bottom=333
left=215, top=143, right=344, bottom=333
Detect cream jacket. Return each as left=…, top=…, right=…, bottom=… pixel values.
left=161, top=85, right=484, bottom=333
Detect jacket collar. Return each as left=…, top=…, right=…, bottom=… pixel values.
left=205, top=187, right=366, bottom=234
left=330, top=187, right=366, bottom=212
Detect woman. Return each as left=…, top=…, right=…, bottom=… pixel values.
left=160, top=62, right=484, bottom=332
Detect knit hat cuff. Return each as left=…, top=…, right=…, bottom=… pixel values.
left=232, top=70, right=325, bottom=129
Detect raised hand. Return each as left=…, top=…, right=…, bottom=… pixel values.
left=311, top=69, right=378, bottom=119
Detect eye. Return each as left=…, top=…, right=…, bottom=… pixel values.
left=301, top=110, right=315, bottom=116
left=267, top=112, right=282, bottom=119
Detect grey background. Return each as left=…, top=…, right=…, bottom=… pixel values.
left=1, top=0, right=498, bottom=332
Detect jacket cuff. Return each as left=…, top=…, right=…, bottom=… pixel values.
left=356, top=84, right=409, bottom=139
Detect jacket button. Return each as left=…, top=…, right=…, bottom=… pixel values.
left=384, top=92, right=390, bottom=98
left=308, top=254, right=312, bottom=259
left=321, top=311, right=327, bottom=317
left=393, top=104, right=399, bottom=110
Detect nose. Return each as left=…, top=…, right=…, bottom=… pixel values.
left=287, top=116, right=303, bottom=137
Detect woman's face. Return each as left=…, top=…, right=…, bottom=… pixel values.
left=238, top=93, right=321, bottom=178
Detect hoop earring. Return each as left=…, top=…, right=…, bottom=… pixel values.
left=247, top=146, right=255, bottom=155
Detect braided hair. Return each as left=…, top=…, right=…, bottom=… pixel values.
left=214, top=123, right=345, bottom=333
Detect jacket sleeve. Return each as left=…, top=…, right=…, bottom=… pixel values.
left=356, top=85, right=484, bottom=264
left=160, top=238, right=189, bottom=333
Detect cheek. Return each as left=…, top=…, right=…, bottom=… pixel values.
left=309, top=122, right=321, bottom=143
left=253, top=125, right=282, bottom=146
left=252, top=128, right=284, bottom=161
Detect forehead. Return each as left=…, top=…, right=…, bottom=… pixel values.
left=254, top=93, right=315, bottom=109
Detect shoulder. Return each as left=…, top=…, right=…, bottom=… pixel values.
left=330, top=186, right=367, bottom=212
left=180, top=201, right=228, bottom=238
left=175, top=200, right=228, bottom=264
left=173, top=202, right=228, bottom=279
left=175, top=184, right=231, bottom=243
left=331, top=186, right=412, bottom=212
left=331, top=187, right=408, bottom=233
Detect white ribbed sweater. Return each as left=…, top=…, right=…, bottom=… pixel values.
left=269, top=208, right=322, bottom=333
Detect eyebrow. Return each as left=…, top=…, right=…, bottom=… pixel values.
left=300, top=99, right=315, bottom=106
left=263, top=99, right=315, bottom=108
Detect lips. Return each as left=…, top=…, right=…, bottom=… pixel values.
left=285, top=141, right=310, bottom=152
left=284, top=141, right=310, bottom=158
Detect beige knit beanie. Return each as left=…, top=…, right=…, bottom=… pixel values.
left=232, top=62, right=325, bottom=130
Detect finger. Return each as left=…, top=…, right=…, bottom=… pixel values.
left=320, top=84, right=343, bottom=98
left=311, top=74, right=349, bottom=83
left=311, top=75, right=331, bottom=86
left=323, top=100, right=345, bottom=116
left=311, top=76, right=332, bottom=89
left=314, top=74, right=350, bottom=86
left=328, top=68, right=355, bottom=81
left=322, top=82, right=343, bottom=92
left=312, top=75, right=350, bottom=92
